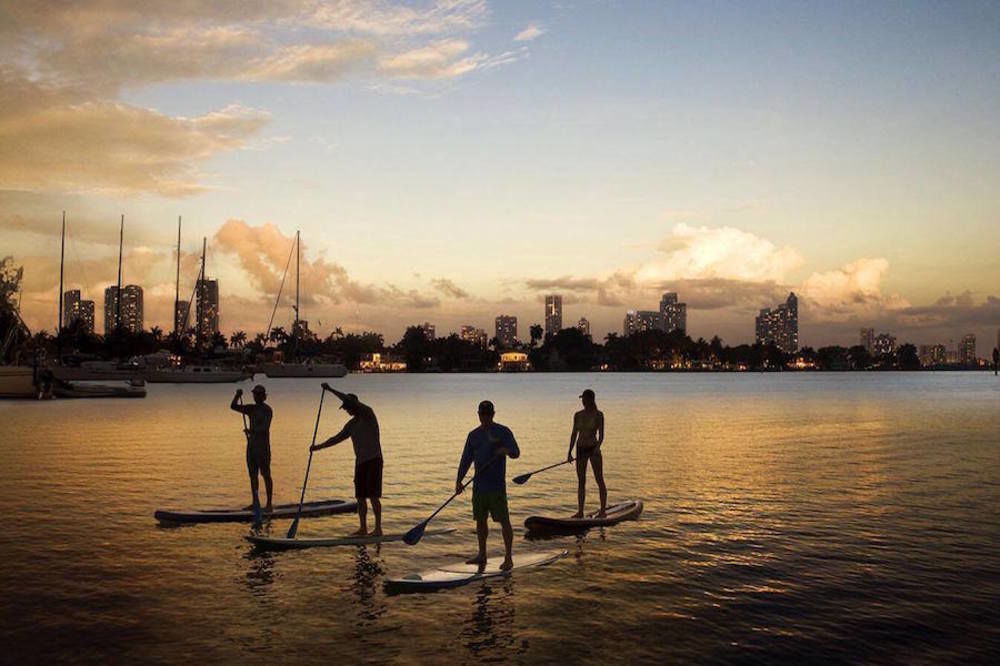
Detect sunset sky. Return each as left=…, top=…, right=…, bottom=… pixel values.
left=2, top=1, right=998, bottom=350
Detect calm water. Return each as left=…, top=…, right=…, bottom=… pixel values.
left=1, top=373, right=999, bottom=663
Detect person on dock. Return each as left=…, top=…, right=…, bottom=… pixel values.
left=456, top=400, right=520, bottom=571
left=567, top=388, right=607, bottom=518
left=311, top=384, right=383, bottom=536
left=231, top=384, right=273, bottom=513
left=993, top=347, right=999, bottom=376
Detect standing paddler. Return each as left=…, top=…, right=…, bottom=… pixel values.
left=567, top=388, right=607, bottom=518
left=231, top=384, right=274, bottom=513
left=311, top=383, right=383, bottom=536
left=456, top=400, right=520, bottom=570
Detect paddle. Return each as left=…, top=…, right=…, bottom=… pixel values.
left=403, top=455, right=500, bottom=546
left=513, top=459, right=574, bottom=485
left=237, top=394, right=262, bottom=525
left=286, top=388, right=326, bottom=539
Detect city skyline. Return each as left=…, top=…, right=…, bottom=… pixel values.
left=2, top=2, right=998, bottom=348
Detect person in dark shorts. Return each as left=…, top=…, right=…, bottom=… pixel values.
left=456, top=400, right=520, bottom=570
left=311, top=383, right=383, bottom=536
left=231, top=384, right=274, bottom=513
left=567, top=388, right=606, bottom=518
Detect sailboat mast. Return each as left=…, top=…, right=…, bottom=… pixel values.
left=295, top=230, right=300, bottom=326
left=174, top=216, right=181, bottom=335
left=116, top=214, right=124, bottom=332
left=197, top=237, right=206, bottom=348
left=58, top=211, right=65, bottom=333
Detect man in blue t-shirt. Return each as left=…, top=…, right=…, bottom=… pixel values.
left=455, top=400, right=520, bottom=570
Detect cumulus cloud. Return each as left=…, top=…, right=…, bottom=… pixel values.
left=799, top=258, right=909, bottom=320
left=431, top=278, right=469, bottom=298
left=514, top=23, right=546, bottom=41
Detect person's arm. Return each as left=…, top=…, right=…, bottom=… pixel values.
left=455, top=436, right=474, bottom=494
left=567, top=413, right=579, bottom=461
left=311, top=419, right=353, bottom=451
left=230, top=389, right=250, bottom=414
left=596, top=411, right=605, bottom=448
left=504, top=428, right=520, bottom=460
left=321, top=382, right=350, bottom=402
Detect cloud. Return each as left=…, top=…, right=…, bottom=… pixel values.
left=431, top=278, right=469, bottom=298
left=245, top=41, right=377, bottom=82
left=514, top=23, right=546, bottom=42
left=799, top=258, right=909, bottom=320
left=377, top=39, right=486, bottom=79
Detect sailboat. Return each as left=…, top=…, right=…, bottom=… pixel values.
left=260, top=231, right=347, bottom=378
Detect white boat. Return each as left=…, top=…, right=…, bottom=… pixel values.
left=51, top=361, right=142, bottom=382
left=144, top=365, right=251, bottom=383
left=260, top=361, right=347, bottom=378
left=52, top=378, right=146, bottom=399
left=0, top=366, right=41, bottom=399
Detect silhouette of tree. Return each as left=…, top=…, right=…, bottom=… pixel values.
left=229, top=330, right=247, bottom=350
left=897, top=343, right=920, bottom=370
left=529, top=324, right=543, bottom=348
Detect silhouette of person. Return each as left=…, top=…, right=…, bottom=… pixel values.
left=567, top=389, right=607, bottom=518
left=231, top=385, right=273, bottom=513
left=993, top=347, right=998, bottom=375
left=312, top=384, right=383, bottom=536
left=456, top=400, right=520, bottom=570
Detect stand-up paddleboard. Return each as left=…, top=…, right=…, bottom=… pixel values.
left=524, top=500, right=643, bottom=533
left=385, top=550, right=567, bottom=592
left=154, top=499, right=357, bottom=524
left=246, top=527, right=456, bottom=549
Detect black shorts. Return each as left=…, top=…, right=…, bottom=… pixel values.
left=246, top=445, right=271, bottom=478
left=576, top=446, right=602, bottom=468
left=355, top=457, right=383, bottom=499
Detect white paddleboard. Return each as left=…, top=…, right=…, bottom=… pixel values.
left=385, top=550, right=567, bottom=592
left=246, top=528, right=456, bottom=549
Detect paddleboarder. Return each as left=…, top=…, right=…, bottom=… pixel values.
left=567, top=388, right=607, bottom=518
left=231, top=385, right=274, bottom=513
left=311, top=384, right=383, bottom=537
left=456, top=400, right=520, bottom=571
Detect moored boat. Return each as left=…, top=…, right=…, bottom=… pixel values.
left=260, top=361, right=347, bottom=378
left=0, top=366, right=42, bottom=399
left=52, top=378, right=146, bottom=399
left=144, top=365, right=251, bottom=383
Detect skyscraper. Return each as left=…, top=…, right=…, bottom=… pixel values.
left=460, top=325, right=488, bottom=349
left=196, top=278, right=219, bottom=341
left=62, top=290, right=81, bottom=329
left=174, top=300, right=190, bottom=334
left=495, top=315, right=517, bottom=348
left=860, top=328, right=874, bottom=353
left=754, top=292, right=799, bottom=353
left=103, top=286, right=119, bottom=335
left=545, top=295, right=562, bottom=338
left=623, top=310, right=639, bottom=336
left=78, top=300, right=95, bottom=334
left=659, top=291, right=687, bottom=334
left=577, top=317, right=591, bottom=337
left=960, top=334, right=976, bottom=365
left=103, top=285, right=143, bottom=334
left=420, top=322, right=436, bottom=341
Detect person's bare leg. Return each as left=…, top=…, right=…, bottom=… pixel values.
left=592, top=454, right=608, bottom=516
left=371, top=498, right=382, bottom=536
left=500, top=518, right=514, bottom=570
left=247, top=473, right=260, bottom=511
left=573, top=458, right=586, bottom=518
left=353, top=500, right=368, bottom=535
left=466, top=517, right=488, bottom=565
left=262, top=469, right=274, bottom=512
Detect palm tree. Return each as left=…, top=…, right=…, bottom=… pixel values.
left=229, top=330, right=247, bottom=350
left=150, top=326, right=163, bottom=344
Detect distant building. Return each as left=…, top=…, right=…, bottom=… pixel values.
left=104, top=285, right=143, bottom=334
left=755, top=292, right=798, bottom=353
left=919, top=344, right=947, bottom=367
left=873, top=333, right=896, bottom=356
left=545, top=295, right=563, bottom=338
left=623, top=310, right=638, bottom=336
left=460, top=325, right=488, bottom=349
left=174, top=300, right=190, bottom=334
left=860, top=328, right=874, bottom=354
left=495, top=315, right=518, bottom=348
left=577, top=317, right=591, bottom=338
left=63, top=290, right=81, bottom=329
left=78, top=300, right=95, bottom=334
left=637, top=310, right=664, bottom=332
left=419, top=322, right=436, bottom=341
left=659, top=292, right=687, bottom=334
left=960, top=334, right=976, bottom=365
left=196, top=278, right=219, bottom=340
left=499, top=351, right=530, bottom=372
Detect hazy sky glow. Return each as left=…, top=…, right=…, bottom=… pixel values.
left=2, top=1, right=998, bottom=350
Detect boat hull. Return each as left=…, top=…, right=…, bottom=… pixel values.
left=0, top=366, right=40, bottom=399
left=144, top=369, right=251, bottom=383
left=261, top=363, right=348, bottom=378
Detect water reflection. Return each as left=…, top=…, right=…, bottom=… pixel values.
left=461, top=579, right=522, bottom=660
left=351, top=546, right=386, bottom=626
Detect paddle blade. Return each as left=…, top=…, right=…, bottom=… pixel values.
left=286, top=517, right=300, bottom=539
left=512, top=472, right=531, bottom=485
left=403, top=520, right=427, bottom=546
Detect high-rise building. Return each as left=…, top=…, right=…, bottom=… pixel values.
left=460, top=325, right=488, bottom=349
left=659, top=292, right=687, bottom=334
left=873, top=333, right=896, bottom=356
left=495, top=315, right=517, bottom=348
left=103, top=285, right=142, bottom=334
left=860, top=328, right=874, bottom=353
left=637, top=310, right=664, bottom=332
left=960, top=334, right=976, bottom=365
left=755, top=292, right=799, bottom=353
left=196, top=278, right=219, bottom=341
left=577, top=317, right=591, bottom=337
left=544, top=295, right=563, bottom=338
left=63, top=290, right=81, bottom=329
left=623, top=311, right=638, bottom=336
left=174, top=300, right=190, bottom=334
left=919, top=344, right=947, bottom=367
left=420, top=322, right=436, bottom=341
left=78, top=300, right=95, bottom=334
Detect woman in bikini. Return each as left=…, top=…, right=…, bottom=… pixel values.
left=567, top=388, right=607, bottom=518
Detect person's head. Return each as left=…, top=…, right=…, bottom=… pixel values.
left=477, top=400, right=495, bottom=426
left=579, top=388, right=596, bottom=409
left=251, top=384, right=267, bottom=403
left=339, top=393, right=360, bottom=416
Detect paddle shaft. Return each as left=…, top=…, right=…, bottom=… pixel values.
left=514, top=459, right=573, bottom=484
left=287, top=389, right=325, bottom=537
left=419, top=454, right=501, bottom=527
